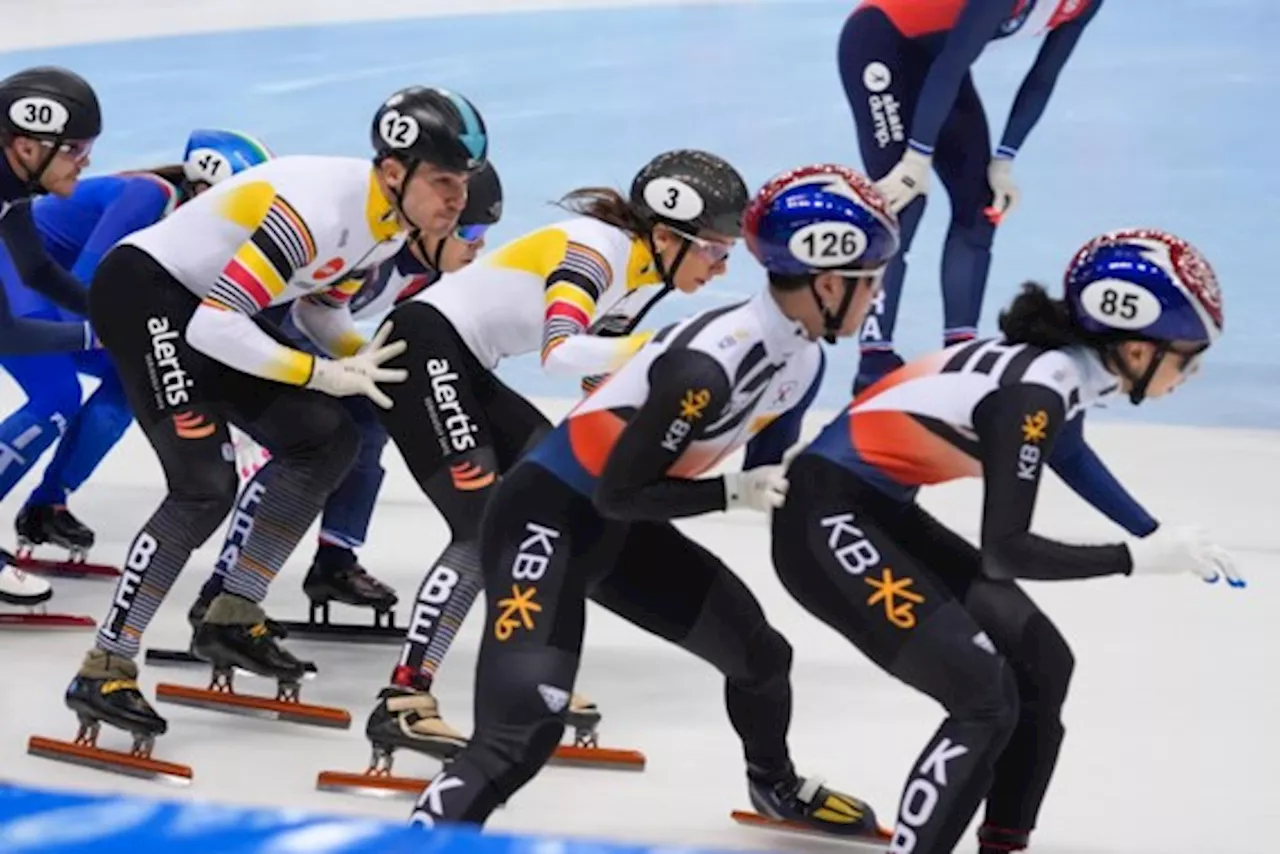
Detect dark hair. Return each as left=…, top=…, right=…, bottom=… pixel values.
left=998, top=281, right=1099, bottom=349
left=766, top=270, right=813, bottom=292
left=121, top=163, right=187, bottom=187
left=556, top=187, right=651, bottom=237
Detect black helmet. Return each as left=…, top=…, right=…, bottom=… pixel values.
left=371, top=86, right=488, bottom=174
left=460, top=161, right=502, bottom=226
left=629, top=150, right=749, bottom=238
left=0, top=66, right=101, bottom=142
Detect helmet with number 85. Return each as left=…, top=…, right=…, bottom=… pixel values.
left=182, top=129, right=273, bottom=190
left=1064, top=228, right=1223, bottom=348
left=371, top=86, right=488, bottom=174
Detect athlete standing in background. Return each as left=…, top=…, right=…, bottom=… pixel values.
left=773, top=228, right=1238, bottom=854
left=838, top=0, right=1105, bottom=391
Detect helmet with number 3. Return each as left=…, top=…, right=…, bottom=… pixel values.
left=371, top=86, right=488, bottom=174
left=744, top=164, right=900, bottom=277
left=182, top=129, right=273, bottom=188
left=1064, top=229, right=1223, bottom=347
left=629, top=149, right=749, bottom=238
left=0, top=66, right=101, bottom=143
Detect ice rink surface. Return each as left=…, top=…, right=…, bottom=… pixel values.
left=0, top=1, right=1277, bottom=851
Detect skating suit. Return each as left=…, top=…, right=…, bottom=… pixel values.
left=121, top=156, right=406, bottom=384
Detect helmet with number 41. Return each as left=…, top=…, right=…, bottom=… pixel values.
left=182, top=129, right=273, bottom=192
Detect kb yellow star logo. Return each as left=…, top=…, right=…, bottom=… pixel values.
left=680, top=388, right=711, bottom=420
left=1021, top=410, right=1049, bottom=443
left=865, top=568, right=925, bottom=630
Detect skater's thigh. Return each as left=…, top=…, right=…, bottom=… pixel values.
left=590, top=521, right=776, bottom=677
left=933, top=74, right=995, bottom=224
left=478, top=462, right=604, bottom=659
left=772, top=456, right=1002, bottom=706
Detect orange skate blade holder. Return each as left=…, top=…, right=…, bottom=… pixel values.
left=14, top=550, right=121, bottom=579
left=549, top=743, right=646, bottom=771
left=154, top=678, right=352, bottom=729
left=316, top=742, right=646, bottom=800
left=0, top=612, right=95, bottom=629
left=27, top=735, right=192, bottom=785
left=730, top=810, right=893, bottom=843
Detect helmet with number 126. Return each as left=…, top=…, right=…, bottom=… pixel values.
left=744, top=164, right=900, bottom=277
left=1064, top=228, right=1223, bottom=347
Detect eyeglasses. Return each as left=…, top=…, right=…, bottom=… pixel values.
left=41, top=138, right=94, bottom=161
left=454, top=223, right=490, bottom=244
left=669, top=227, right=735, bottom=264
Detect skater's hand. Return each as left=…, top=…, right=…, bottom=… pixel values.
left=874, top=147, right=931, bottom=213
left=305, top=320, right=408, bottom=409
left=1126, top=525, right=1244, bottom=588
left=985, top=155, right=1020, bottom=224
left=723, top=464, right=789, bottom=513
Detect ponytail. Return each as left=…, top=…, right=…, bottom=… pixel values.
left=555, top=187, right=651, bottom=238
left=998, top=281, right=1096, bottom=349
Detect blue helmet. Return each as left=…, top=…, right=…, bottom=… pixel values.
left=183, top=129, right=273, bottom=187
left=1064, top=228, right=1223, bottom=347
left=744, top=164, right=900, bottom=277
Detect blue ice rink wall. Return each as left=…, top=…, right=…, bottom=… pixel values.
left=0, top=783, right=781, bottom=854
left=0, top=0, right=1274, bottom=430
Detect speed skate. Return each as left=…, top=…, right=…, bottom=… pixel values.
left=0, top=550, right=94, bottom=630
left=317, top=690, right=645, bottom=799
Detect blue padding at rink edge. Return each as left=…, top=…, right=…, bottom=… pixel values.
left=0, top=783, right=776, bottom=854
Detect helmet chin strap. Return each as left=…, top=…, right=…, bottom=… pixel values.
left=1104, top=340, right=1169, bottom=405
left=648, top=230, right=690, bottom=295
left=14, top=140, right=59, bottom=195
left=807, top=277, right=857, bottom=344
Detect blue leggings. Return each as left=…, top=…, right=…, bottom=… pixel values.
left=839, top=7, right=998, bottom=383
left=0, top=348, right=133, bottom=506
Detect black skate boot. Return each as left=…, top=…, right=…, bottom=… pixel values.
left=747, top=765, right=883, bottom=839
left=364, top=685, right=468, bottom=767
left=978, top=824, right=1030, bottom=853
left=65, top=649, right=167, bottom=740
left=188, top=574, right=287, bottom=640
left=16, top=504, right=95, bottom=556
left=302, top=545, right=398, bottom=613
left=191, top=593, right=308, bottom=683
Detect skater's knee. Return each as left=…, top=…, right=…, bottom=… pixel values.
left=1018, top=613, right=1075, bottom=713
left=168, top=462, right=239, bottom=544
left=949, top=209, right=996, bottom=249
left=743, top=623, right=792, bottom=686
left=277, top=401, right=359, bottom=473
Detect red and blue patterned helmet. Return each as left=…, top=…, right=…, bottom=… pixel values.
left=744, top=164, right=900, bottom=276
left=1064, top=229, right=1223, bottom=346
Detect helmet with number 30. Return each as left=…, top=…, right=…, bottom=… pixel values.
left=182, top=129, right=273, bottom=188
left=1064, top=228, right=1223, bottom=347
left=744, top=164, right=900, bottom=277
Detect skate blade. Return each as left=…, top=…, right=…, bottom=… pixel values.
left=316, top=769, right=425, bottom=799
left=0, top=612, right=95, bottom=630
left=27, top=735, right=192, bottom=785
left=549, top=743, right=646, bottom=771
left=274, top=619, right=403, bottom=645
left=730, top=810, right=892, bottom=843
left=14, top=556, right=120, bottom=579
left=144, top=648, right=319, bottom=675
left=153, top=682, right=350, bottom=728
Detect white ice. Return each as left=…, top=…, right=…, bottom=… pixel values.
left=0, top=395, right=1273, bottom=854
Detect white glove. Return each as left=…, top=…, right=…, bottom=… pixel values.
left=723, top=465, right=789, bottom=513
left=304, top=320, right=408, bottom=410
left=985, top=156, right=1020, bottom=223
left=1126, top=525, right=1244, bottom=588
left=874, top=148, right=932, bottom=213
